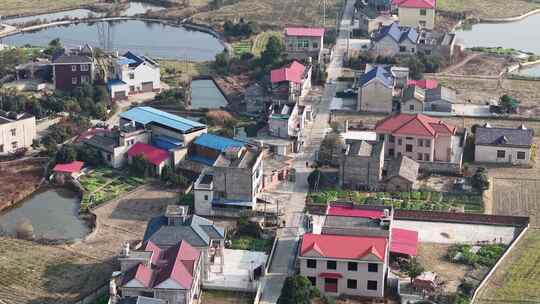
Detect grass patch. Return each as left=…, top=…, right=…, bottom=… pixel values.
left=252, top=31, right=282, bottom=56
left=0, top=0, right=97, bottom=16
left=229, top=236, right=273, bottom=252
left=232, top=41, right=252, bottom=57
left=201, top=290, right=255, bottom=304
left=437, top=0, right=540, bottom=19
left=158, top=59, right=214, bottom=87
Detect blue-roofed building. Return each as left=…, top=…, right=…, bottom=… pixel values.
left=357, top=65, right=409, bottom=113
left=370, top=22, right=420, bottom=57
left=109, top=51, right=161, bottom=101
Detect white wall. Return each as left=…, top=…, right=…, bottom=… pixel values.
left=0, top=116, right=36, bottom=154
left=116, top=61, right=160, bottom=92
left=475, top=145, right=531, bottom=165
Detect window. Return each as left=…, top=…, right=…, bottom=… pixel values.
left=425, top=139, right=431, bottom=147
left=399, top=46, right=406, bottom=52
left=308, top=276, right=316, bottom=286
left=129, top=73, right=135, bottom=80
left=409, top=104, right=415, bottom=111
left=11, top=141, right=17, bottom=150
left=497, top=150, right=506, bottom=158
left=71, top=65, right=77, bottom=72
left=417, top=153, right=423, bottom=161
left=379, top=134, right=385, bottom=142
left=418, top=139, right=423, bottom=147
left=517, top=151, right=526, bottom=160
left=307, top=259, right=317, bottom=269
left=406, top=144, right=413, bottom=152
left=130, top=85, right=135, bottom=92
left=420, top=9, right=427, bottom=15
left=10, top=128, right=16, bottom=136
left=389, top=135, right=395, bottom=143
left=397, top=152, right=402, bottom=158
left=72, top=77, right=77, bottom=85
left=141, top=291, right=154, bottom=297
left=406, top=137, right=413, bottom=140
left=367, top=280, right=378, bottom=291
left=80, top=64, right=89, bottom=71
left=312, top=42, right=319, bottom=49
left=0, top=144, right=3, bottom=152
left=204, top=195, right=209, bottom=201
left=303, top=40, right=309, bottom=48
left=348, top=262, right=358, bottom=271
left=368, top=263, right=378, bottom=273
left=81, top=75, right=90, bottom=84
left=424, top=153, right=430, bottom=161
left=398, top=138, right=402, bottom=146
left=389, top=148, right=395, bottom=157
left=347, top=279, right=357, bottom=289
left=327, top=260, right=337, bottom=270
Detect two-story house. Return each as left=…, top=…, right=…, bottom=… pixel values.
left=52, top=52, right=95, bottom=91
left=374, top=113, right=462, bottom=167
left=268, top=102, right=306, bottom=139
left=474, top=124, right=534, bottom=166
left=357, top=65, right=406, bottom=113
left=0, top=111, right=36, bottom=154
left=339, top=140, right=385, bottom=190
left=271, top=60, right=312, bottom=103
left=108, top=52, right=161, bottom=101
left=370, top=22, right=419, bottom=57
left=392, top=0, right=436, bottom=30
left=284, top=27, right=325, bottom=62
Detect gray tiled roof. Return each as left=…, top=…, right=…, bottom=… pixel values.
left=387, top=156, right=419, bottom=183
left=53, top=54, right=93, bottom=64
left=425, top=86, right=457, bottom=103
left=475, top=126, right=533, bottom=147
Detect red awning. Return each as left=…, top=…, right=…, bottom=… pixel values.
left=53, top=161, right=84, bottom=173
left=390, top=228, right=418, bottom=256
left=318, top=272, right=342, bottom=279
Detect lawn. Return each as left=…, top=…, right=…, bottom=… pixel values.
left=307, top=189, right=484, bottom=212
left=476, top=229, right=540, bottom=303
left=0, top=0, right=96, bottom=16
left=437, top=0, right=540, bottom=19
left=79, top=167, right=144, bottom=210
left=158, top=59, right=214, bottom=87
left=229, top=236, right=273, bottom=252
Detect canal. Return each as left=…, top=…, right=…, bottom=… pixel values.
left=0, top=187, right=90, bottom=240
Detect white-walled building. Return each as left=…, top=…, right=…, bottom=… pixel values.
left=108, top=52, right=161, bottom=101
left=0, top=111, right=36, bottom=154
left=474, top=125, right=534, bottom=165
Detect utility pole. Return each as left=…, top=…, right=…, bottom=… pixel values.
left=322, top=0, right=326, bottom=27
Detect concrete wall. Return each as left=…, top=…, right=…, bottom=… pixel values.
left=269, top=116, right=291, bottom=138
left=401, top=98, right=423, bottom=114
left=398, top=7, right=435, bottom=30
left=393, top=220, right=518, bottom=244
left=475, top=145, right=531, bottom=165
left=299, top=256, right=385, bottom=298
left=385, top=176, right=415, bottom=192
left=358, top=80, right=393, bottom=113
left=339, top=149, right=384, bottom=189
left=0, top=115, right=36, bottom=154
left=371, top=36, right=416, bottom=57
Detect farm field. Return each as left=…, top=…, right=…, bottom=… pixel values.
left=437, top=0, right=540, bottom=19
left=492, top=177, right=540, bottom=227
left=159, top=59, right=214, bottom=87
left=0, top=158, right=45, bottom=211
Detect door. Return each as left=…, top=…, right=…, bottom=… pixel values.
left=324, top=278, right=338, bottom=293
left=141, top=81, right=153, bottom=92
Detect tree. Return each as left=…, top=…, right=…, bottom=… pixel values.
left=499, top=94, right=520, bottom=114
left=406, top=57, right=424, bottom=80
left=214, top=50, right=230, bottom=75
left=56, top=144, right=78, bottom=164
left=161, top=164, right=173, bottom=182
left=471, top=167, right=490, bottom=190
left=44, top=38, right=63, bottom=56
left=77, top=145, right=103, bottom=166
left=261, top=36, right=284, bottom=68
left=277, top=275, right=313, bottom=304
left=403, top=257, right=424, bottom=283
left=130, top=155, right=149, bottom=177
left=307, top=169, right=326, bottom=191
left=318, top=132, right=343, bottom=165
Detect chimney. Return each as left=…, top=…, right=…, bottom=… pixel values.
left=122, top=242, right=130, bottom=257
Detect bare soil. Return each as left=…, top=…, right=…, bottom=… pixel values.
left=200, top=290, right=254, bottom=304
left=444, top=54, right=511, bottom=76
left=0, top=158, right=46, bottom=212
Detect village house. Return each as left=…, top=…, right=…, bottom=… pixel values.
left=52, top=45, right=95, bottom=91
left=268, top=102, right=306, bottom=143
left=384, top=155, right=419, bottom=191
left=374, top=113, right=464, bottom=172
left=52, top=161, right=84, bottom=184
left=370, top=22, right=419, bottom=57
left=356, top=9, right=398, bottom=35
left=392, top=0, right=436, bottom=30
left=284, top=27, right=325, bottom=62
left=243, top=82, right=271, bottom=115
left=424, top=86, right=458, bottom=112
left=84, top=107, right=207, bottom=172
left=474, top=125, right=534, bottom=165
left=271, top=60, right=312, bottom=103
left=400, top=84, right=425, bottom=114
left=339, top=139, right=385, bottom=190
left=189, top=133, right=264, bottom=216
left=357, top=65, right=408, bottom=113
left=262, top=152, right=294, bottom=191
left=108, top=51, right=161, bottom=101
left=0, top=111, right=36, bottom=155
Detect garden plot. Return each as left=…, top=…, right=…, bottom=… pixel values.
left=492, top=177, right=540, bottom=227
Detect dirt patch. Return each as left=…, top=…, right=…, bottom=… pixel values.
left=0, top=158, right=46, bottom=212
left=200, top=290, right=254, bottom=304
left=437, top=0, right=540, bottom=19
left=492, top=177, right=540, bottom=227
left=445, top=54, right=511, bottom=76
left=416, top=243, right=471, bottom=293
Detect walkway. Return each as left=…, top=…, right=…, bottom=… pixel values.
left=258, top=0, right=356, bottom=302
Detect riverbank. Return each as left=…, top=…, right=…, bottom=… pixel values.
left=0, top=0, right=97, bottom=17
left=0, top=158, right=47, bottom=212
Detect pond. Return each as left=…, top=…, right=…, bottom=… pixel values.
left=4, top=2, right=165, bottom=25
left=455, top=13, right=540, bottom=54
left=190, top=79, right=228, bottom=109
left=0, top=187, right=90, bottom=240
left=3, top=20, right=224, bottom=61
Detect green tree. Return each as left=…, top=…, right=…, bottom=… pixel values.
left=403, top=257, right=424, bottom=283
left=499, top=94, right=520, bottom=114
left=44, top=38, right=63, bottom=56
left=277, top=275, right=313, bottom=304
left=406, top=57, right=424, bottom=80
left=318, top=131, right=343, bottom=165
left=161, top=165, right=173, bottom=182
left=307, top=169, right=326, bottom=191
left=130, top=155, right=149, bottom=177
left=471, top=167, right=490, bottom=190
left=214, top=50, right=230, bottom=75
left=261, top=36, right=284, bottom=68
left=77, top=145, right=103, bottom=166
left=56, top=144, right=78, bottom=163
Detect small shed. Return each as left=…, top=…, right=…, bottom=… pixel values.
left=53, top=161, right=84, bottom=184
left=413, top=271, right=439, bottom=292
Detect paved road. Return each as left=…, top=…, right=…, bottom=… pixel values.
left=259, top=0, right=356, bottom=302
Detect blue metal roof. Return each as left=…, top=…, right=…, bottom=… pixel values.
left=193, top=133, right=245, bottom=152
left=373, top=22, right=418, bottom=43
left=187, top=154, right=216, bottom=166
left=153, top=135, right=183, bottom=150
left=116, top=57, right=137, bottom=65
left=120, top=107, right=207, bottom=133
left=359, top=66, right=394, bottom=88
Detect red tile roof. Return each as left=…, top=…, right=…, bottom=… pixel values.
left=53, top=161, right=84, bottom=173
left=327, top=205, right=385, bottom=219
left=285, top=27, right=325, bottom=37
left=127, top=142, right=169, bottom=165
left=392, top=0, right=436, bottom=9
left=301, top=233, right=387, bottom=261
left=375, top=113, right=456, bottom=137
left=407, top=79, right=438, bottom=90
left=75, top=128, right=107, bottom=143
left=271, top=61, right=306, bottom=84
left=390, top=228, right=418, bottom=256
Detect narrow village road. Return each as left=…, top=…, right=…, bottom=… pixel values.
left=259, top=0, right=356, bottom=302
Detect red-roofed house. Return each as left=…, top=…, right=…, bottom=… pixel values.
left=52, top=161, right=85, bottom=183
left=284, top=27, right=325, bottom=61
left=127, top=142, right=170, bottom=176
left=113, top=240, right=202, bottom=304
left=270, top=60, right=312, bottom=103
left=407, top=79, right=438, bottom=90
left=392, top=0, right=436, bottom=29
left=299, top=233, right=388, bottom=297
left=375, top=113, right=463, bottom=169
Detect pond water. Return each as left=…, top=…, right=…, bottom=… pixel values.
left=455, top=13, right=540, bottom=54
left=190, top=79, right=228, bottom=109
left=4, top=2, right=165, bottom=25
left=0, top=187, right=90, bottom=240
left=3, top=20, right=224, bottom=60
